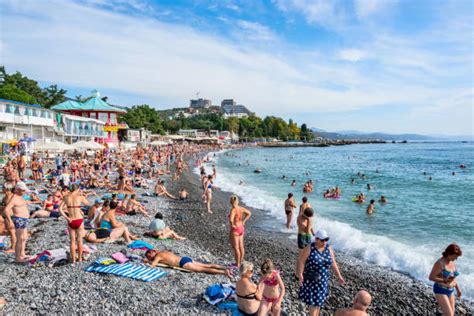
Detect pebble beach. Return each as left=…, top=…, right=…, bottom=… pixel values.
left=1, top=159, right=472, bottom=315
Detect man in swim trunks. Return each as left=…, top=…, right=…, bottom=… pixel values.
left=366, top=200, right=375, bottom=215
left=3, top=182, right=31, bottom=262
left=297, top=207, right=314, bottom=250
left=284, top=193, right=296, bottom=229
left=59, top=184, right=89, bottom=263
left=1, top=183, right=16, bottom=253
left=298, top=196, right=311, bottom=217
left=145, top=249, right=231, bottom=276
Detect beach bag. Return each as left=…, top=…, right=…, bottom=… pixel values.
left=205, top=284, right=225, bottom=301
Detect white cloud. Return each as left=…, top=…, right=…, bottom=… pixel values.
left=354, top=0, right=391, bottom=19
left=226, top=3, right=241, bottom=12
left=338, top=49, right=368, bottom=62
left=236, top=20, right=277, bottom=42
left=274, top=0, right=346, bottom=29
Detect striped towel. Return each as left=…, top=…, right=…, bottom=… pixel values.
left=85, top=259, right=168, bottom=282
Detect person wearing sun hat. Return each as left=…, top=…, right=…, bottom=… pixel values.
left=297, top=229, right=346, bottom=316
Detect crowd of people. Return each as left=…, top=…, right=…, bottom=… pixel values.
left=0, top=141, right=465, bottom=315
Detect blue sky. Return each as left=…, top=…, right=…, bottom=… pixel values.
left=1, top=0, right=472, bottom=135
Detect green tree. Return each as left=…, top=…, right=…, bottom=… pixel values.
left=0, top=84, right=37, bottom=104
left=122, top=104, right=164, bottom=134
left=43, top=84, right=67, bottom=108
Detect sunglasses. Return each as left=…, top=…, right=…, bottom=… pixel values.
left=318, top=238, right=329, bottom=242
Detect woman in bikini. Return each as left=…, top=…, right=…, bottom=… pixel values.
left=236, top=261, right=262, bottom=316
left=258, top=259, right=285, bottom=316
left=31, top=194, right=55, bottom=218
left=229, top=196, right=251, bottom=268
left=59, top=184, right=89, bottom=264
left=203, top=175, right=216, bottom=213
left=31, top=158, right=40, bottom=183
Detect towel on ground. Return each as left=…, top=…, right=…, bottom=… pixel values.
left=85, top=258, right=167, bottom=282
left=127, top=240, right=153, bottom=250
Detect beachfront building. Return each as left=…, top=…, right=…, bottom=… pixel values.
left=178, top=129, right=198, bottom=137
left=52, top=90, right=126, bottom=146
left=0, top=98, right=56, bottom=150
left=58, top=114, right=105, bottom=143
left=190, top=98, right=211, bottom=109
left=221, top=99, right=253, bottom=118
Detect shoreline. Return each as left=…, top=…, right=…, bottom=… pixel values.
left=170, top=162, right=473, bottom=314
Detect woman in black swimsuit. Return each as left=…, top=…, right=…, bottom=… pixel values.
left=236, top=261, right=261, bottom=316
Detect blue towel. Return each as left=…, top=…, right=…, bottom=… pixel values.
left=85, top=258, right=167, bottom=282
left=127, top=240, right=153, bottom=250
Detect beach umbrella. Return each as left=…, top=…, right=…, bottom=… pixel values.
left=87, top=141, right=105, bottom=150
left=71, top=140, right=96, bottom=150
left=35, top=140, right=75, bottom=152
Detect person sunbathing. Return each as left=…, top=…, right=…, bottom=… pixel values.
left=145, top=249, right=231, bottom=276
left=154, top=180, right=177, bottom=200
left=125, top=194, right=150, bottom=217
left=82, top=226, right=135, bottom=244
left=144, top=212, right=185, bottom=240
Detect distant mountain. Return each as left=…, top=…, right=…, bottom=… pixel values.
left=310, top=127, right=326, bottom=132
left=310, top=128, right=436, bottom=141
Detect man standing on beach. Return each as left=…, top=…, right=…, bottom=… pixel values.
left=4, top=182, right=30, bottom=262
left=0, top=183, right=16, bottom=253
left=284, top=193, right=296, bottom=229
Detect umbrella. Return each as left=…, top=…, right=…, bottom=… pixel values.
left=87, top=141, right=105, bottom=150
left=35, top=140, right=75, bottom=152
left=71, top=140, right=105, bottom=150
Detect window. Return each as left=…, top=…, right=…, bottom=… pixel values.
left=98, top=112, right=108, bottom=123
left=42, top=110, right=48, bottom=118
left=6, top=104, right=14, bottom=113
left=110, top=113, right=117, bottom=124
left=32, top=109, right=38, bottom=116
left=14, top=106, right=21, bottom=115
left=24, top=108, right=32, bottom=116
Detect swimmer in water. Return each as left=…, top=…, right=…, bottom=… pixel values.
left=429, top=176, right=433, bottom=181
left=367, top=183, right=372, bottom=190
left=366, top=200, right=375, bottom=215
left=379, top=195, right=387, bottom=203
left=291, top=180, right=296, bottom=187
left=351, top=178, right=355, bottom=185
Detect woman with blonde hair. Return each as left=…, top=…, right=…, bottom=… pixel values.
left=236, top=261, right=261, bottom=315
left=229, top=195, right=251, bottom=267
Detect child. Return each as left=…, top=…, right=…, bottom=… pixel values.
left=258, top=259, right=285, bottom=316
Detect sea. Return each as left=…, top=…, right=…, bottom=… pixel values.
left=201, top=142, right=474, bottom=300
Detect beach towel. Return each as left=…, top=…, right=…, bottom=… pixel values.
left=203, top=284, right=235, bottom=305
left=217, top=301, right=241, bottom=316
left=127, top=240, right=153, bottom=250
left=111, top=252, right=129, bottom=264
left=85, top=258, right=167, bottom=282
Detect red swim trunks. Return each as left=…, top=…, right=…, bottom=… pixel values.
left=68, top=219, right=84, bottom=229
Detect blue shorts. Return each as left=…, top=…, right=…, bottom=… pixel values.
left=179, top=256, right=193, bottom=268
left=12, top=216, right=29, bottom=229
left=433, top=283, right=454, bottom=297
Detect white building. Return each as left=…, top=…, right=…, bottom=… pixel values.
left=178, top=129, right=198, bottom=137
left=0, top=98, right=56, bottom=146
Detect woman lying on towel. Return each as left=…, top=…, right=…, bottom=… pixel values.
left=82, top=226, right=138, bottom=244
left=145, top=249, right=231, bottom=277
